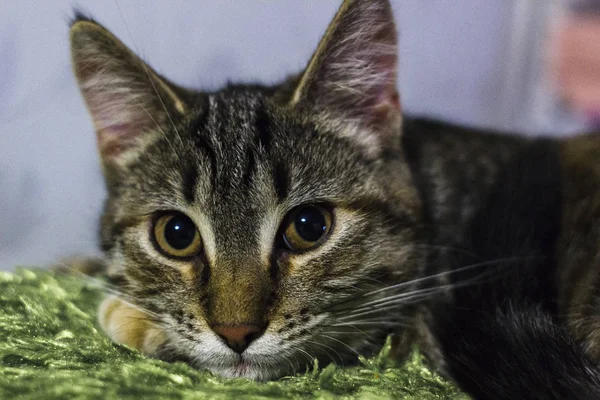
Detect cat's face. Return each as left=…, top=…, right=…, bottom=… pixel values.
left=71, top=0, right=423, bottom=380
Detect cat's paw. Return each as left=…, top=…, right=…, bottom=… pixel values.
left=98, top=295, right=166, bottom=356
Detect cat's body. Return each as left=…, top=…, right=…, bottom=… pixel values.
left=399, top=118, right=600, bottom=398
left=400, top=119, right=600, bottom=357
left=67, top=0, right=600, bottom=398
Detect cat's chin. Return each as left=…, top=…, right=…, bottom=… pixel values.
left=205, top=360, right=287, bottom=381
left=195, top=349, right=298, bottom=381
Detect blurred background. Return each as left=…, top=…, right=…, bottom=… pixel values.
left=0, top=0, right=598, bottom=269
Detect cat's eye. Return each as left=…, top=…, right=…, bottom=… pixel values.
left=153, top=212, right=202, bottom=258
left=281, top=205, right=333, bottom=251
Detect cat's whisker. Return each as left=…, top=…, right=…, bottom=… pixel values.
left=110, top=318, right=156, bottom=337
left=319, top=330, right=384, bottom=351
left=51, top=259, right=121, bottom=291
left=327, top=286, right=444, bottom=317
left=355, top=292, right=443, bottom=314
left=323, top=323, right=384, bottom=344
left=147, top=326, right=170, bottom=350
left=322, top=320, right=406, bottom=341
left=101, top=290, right=162, bottom=319
left=275, top=348, right=301, bottom=377
left=317, top=333, right=360, bottom=356
left=349, top=286, right=448, bottom=312
left=100, top=291, right=163, bottom=321
left=304, top=339, right=343, bottom=366
left=326, top=256, right=533, bottom=316
left=320, top=270, right=451, bottom=314
left=320, top=330, right=381, bottom=336
left=54, top=266, right=123, bottom=298
left=108, top=309, right=165, bottom=328
left=281, top=353, right=299, bottom=377
left=333, top=306, right=415, bottom=323
left=328, top=314, right=411, bottom=326
left=329, top=321, right=406, bottom=328
left=360, top=256, right=530, bottom=299
left=112, top=305, right=163, bottom=322
left=293, top=346, right=316, bottom=368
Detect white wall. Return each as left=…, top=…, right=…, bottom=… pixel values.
left=0, top=1, right=586, bottom=269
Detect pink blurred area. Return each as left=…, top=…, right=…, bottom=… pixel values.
left=548, top=13, right=600, bottom=123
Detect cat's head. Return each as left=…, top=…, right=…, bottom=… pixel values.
left=70, top=0, right=423, bottom=380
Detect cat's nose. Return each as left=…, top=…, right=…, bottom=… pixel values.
left=212, top=324, right=264, bottom=354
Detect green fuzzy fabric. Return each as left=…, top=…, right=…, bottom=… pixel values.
left=0, top=269, right=469, bottom=400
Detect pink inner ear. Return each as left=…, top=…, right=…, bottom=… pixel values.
left=361, top=52, right=401, bottom=128
left=97, top=122, right=146, bottom=158
left=367, top=88, right=401, bottom=132
left=85, top=88, right=152, bottom=159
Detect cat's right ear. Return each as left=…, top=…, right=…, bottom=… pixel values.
left=290, top=0, right=401, bottom=150
left=69, top=15, right=187, bottom=167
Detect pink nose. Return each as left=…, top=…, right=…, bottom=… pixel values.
left=212, top=324, right=263, bottom=354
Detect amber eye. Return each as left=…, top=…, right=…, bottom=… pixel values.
left=153, top=212, right=202, bottom=258
left=281, top=205, right=333, bottom=251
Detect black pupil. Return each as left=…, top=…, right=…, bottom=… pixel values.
left=294, top=207, right=327, bottom=242
left=164, top=214, right=196, bottom=250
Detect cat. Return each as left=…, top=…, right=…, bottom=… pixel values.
left=68, top=0, right=600, bottom=397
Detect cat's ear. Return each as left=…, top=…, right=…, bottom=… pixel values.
left=69, top=16, right=187, bottom=165
left=290, top=0, right=401, bottom=144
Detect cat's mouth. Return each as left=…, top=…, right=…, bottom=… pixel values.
left=232, top=359, right=252, bottom=375
left=206, top=356, right=281, bottom=380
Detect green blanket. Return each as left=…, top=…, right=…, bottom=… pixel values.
left=0, top=269, right=468, bottom=399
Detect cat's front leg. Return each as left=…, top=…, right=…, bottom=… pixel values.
left=98, top=295, right=167, bottom=357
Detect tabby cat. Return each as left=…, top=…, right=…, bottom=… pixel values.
left=69, top=0, right=600, bottom=398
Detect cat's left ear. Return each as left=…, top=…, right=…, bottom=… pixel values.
left=290, top=0, right=401, bottom=146
left=69, top=16, right=188, bottom=166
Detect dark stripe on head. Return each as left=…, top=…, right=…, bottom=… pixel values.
left=181, top=163, right=199, bottom=203
left=254, top=103, right=272, bottom=154
left=192, top=130, right=217, bottom=194
left=273, top=162, right=290, bottom=201
left=242, top=149, right=256, bottom=188
left=192, top=96, right=210, bottom=134
left=191, top=104, right=218, bottom=188
left=242, top=103, right=272, bottom=189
